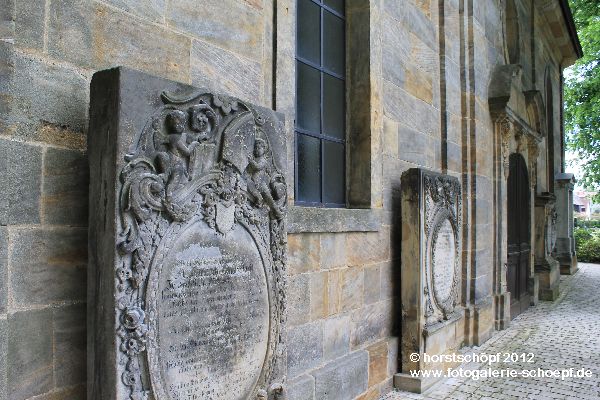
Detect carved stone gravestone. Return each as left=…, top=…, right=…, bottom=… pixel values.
left=534, top=192, right=560, bottom=301
left=88, top=67, right=287, bottom=400
left=395, top=168, right=463, bottom=393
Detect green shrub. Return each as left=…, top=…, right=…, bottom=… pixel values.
left=575, top=219, right=600, bottom=229
left=574, top=227, right=600, bottom=263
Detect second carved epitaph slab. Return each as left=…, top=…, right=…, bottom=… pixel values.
left=88, top=68, right=287, bottom=400
left=395, top=168, right=463, bottom=393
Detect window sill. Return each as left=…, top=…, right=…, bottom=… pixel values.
left=288, top=206, right=382, bottom=233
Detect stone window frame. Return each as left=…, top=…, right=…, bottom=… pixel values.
left=276, top=0, right=382, bottom=233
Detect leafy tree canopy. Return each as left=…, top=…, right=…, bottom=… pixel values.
left=565, top=0, right=600, bottom=190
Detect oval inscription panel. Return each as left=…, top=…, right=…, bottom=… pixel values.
left=432, top=218, right=456, bottom=304
left=149, top=219, right=270, bottom=400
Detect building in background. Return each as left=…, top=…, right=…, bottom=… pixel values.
left=574, top=189, right=597, bottom=219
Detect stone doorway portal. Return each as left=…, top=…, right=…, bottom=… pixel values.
left=507, top=153, right=531, bottom=319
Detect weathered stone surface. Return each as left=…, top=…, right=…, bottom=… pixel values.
left=1, top=49, right=89, bottom=141
left=327, top=270, right=342, bottom=315
left=368, top=341, right=389, bottom=386
left=346, top=230, right=390, bottom=266
left=191, top=39, right=262, bottom=104
left=0, top=227, right=7, bottom=314
left=387, top=337, right=399, bottom=376
left=36, top=121, right=87, bottom=151
left=15, top=0, right=45, bottom=50
left=379, top=261, right=395, bottom=301
left=10, top=227, right=87, bottom=306
left=364, top=264, right=381, bottom=305
left=287, top=375, right=315, bottom=400
left=29, top=384, right=86, bottom=400
left=310, top=271, right=329, bottom=320
left=323, top=315, right=351, bottom=360
left=8, top=309, right=53, bottom=399
left=320, top=233, right=347, bottom=270
left=42, top=148, right=89, bottom=226
left=48, top=0, right=190, bottom=82
left=54, top=303, right=86, bottom=387
left=0, top=139, right=42, bottom=225
left=288, top=233, right=320, bottom=275
left=396, top=123, right=435, bottom=167
left=289, top=274, right=311, bottom=326
left=313, top=351, right=369, bottom=400
left=287, top=322, right=323, bottom=378
left=0, top=317, right=6, bottom=400
left=0, top=0, right=14, bottom=40
left=351, top=302, right=393, bottom=348
left=88, top=67, right=287, bottom=400
left=289, top=207, right=382, bottom=233
left=387, top=1, right=435, bottom=50
left=101, top=0, right=165, bottom=22
left=382, top=117, right=399, bottom=158
left=341, top=267, right=364, bottom=312
left=166, top=0, right=263, bottom=61
left=383, top=80, right=437, bottom=137
left=357, top=387, right=381, bottom=400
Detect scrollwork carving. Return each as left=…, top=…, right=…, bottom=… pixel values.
left=527, top=135, right=540, bottom=190
left=499, top=117, right=513, bottom=179
left=423, top=173, right=462, bottom=325
left=115, top=90, right=287, bottom=400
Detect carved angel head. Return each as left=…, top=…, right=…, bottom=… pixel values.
left=254, top=138, right=267, bottom=157
left=189, top=103, right=217, bottom=141
left=165, top=110, right=186, bottom=134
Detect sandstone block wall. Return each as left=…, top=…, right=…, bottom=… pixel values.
left=0, top=0, right=570, bottom=399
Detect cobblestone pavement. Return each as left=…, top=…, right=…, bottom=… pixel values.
left=382, top=263, right=600, bottom=400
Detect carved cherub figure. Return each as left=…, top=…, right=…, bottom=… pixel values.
left=157, top=110, right=199, bottom=199
left=246, top=138, right=283, bottom=219
left=188, top=103, right=216, bottom=142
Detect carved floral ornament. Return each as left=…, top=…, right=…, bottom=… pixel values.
left=423, top=174, right=462, bottom=325
left=527, top=135, right=541, bottom=189
left=115, top=91, right=287, bottom=400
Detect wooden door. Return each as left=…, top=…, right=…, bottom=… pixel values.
left=507, top=153, right=531, bottom=319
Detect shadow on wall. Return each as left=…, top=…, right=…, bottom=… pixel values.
left=390, top=181, right=404, bottom=372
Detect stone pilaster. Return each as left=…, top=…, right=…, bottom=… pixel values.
left=554, top=173, right=578, bottom=275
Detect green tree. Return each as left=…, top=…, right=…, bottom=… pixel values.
left=565, top=0, right=600, bottom=191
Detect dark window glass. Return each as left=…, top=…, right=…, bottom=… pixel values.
left=323, top=10, right=345, bottom=75
left=323, top=74, right=345, bottom=139
left=297, top=0, right=321, bottom=64
left=323, top=140, right=345, bottom=204
left=296, top=133, right=321, bottom=202
left=295, top=0, right=346, bottom=207
left=296, top=62, right=321, bottom=132
left=324, top=0, right=344, bottom=14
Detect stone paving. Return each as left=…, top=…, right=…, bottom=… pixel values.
left=382, top=263, right=600, bottom=400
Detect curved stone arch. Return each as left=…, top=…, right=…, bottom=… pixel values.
left=503, top=0, right=521, bottom=65
left=524, top=90, right=546, bottom=138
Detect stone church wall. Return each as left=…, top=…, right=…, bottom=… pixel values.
left=0, top=0, right=574, bottom=399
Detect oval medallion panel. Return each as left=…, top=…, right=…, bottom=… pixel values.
left=147, top=218, right=270, bottom=400
left=432, top=217, right=456, bottom=306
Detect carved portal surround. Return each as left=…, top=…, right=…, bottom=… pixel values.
left=489, top=65, right=546, bottom=329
